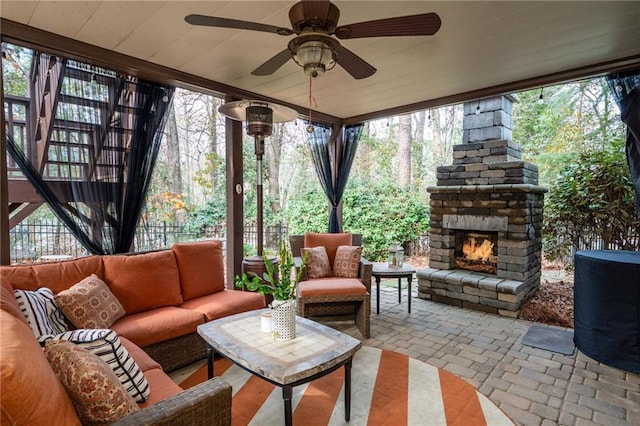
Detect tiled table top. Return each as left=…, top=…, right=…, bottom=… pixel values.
left=198, top=309, right=361, bottom=385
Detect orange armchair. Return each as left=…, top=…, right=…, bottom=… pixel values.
left=290, top=233, right=372, bottom=338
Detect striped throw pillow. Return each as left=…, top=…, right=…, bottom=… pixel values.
left=14, top=287, right=68, bottom=337
left=39, top=329, right=150, bottom=403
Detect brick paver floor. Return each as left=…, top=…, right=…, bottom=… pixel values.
left=321, top=282, right=640, bottom=426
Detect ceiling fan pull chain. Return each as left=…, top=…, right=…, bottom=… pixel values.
left=307, top=76, right=318, bottom=133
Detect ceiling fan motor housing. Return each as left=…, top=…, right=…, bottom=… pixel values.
left=288, top=2, right=340, bottom=33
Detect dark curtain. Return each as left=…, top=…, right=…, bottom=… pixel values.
left=5, top=51, right=174, bottom=254
left=306, top=122, right=364, bottom=232
left=606, top=71, right=640, bottom=214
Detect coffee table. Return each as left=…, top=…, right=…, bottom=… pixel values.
left=372, top=262, right=416, bottom=314
left=197, top=309, right=361, bottom=426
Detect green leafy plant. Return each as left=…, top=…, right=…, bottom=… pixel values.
left=234, top=241, right=306, bottom=301
left=543, top=139, right=640, bottom=263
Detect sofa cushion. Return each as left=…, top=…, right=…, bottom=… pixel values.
left=298, top=277, right=368, bottom=297
left=111, top=306, right=205, bottom=348
left=0, top=277, right=28, bottom=325
left=303, top=232, right=352, bottom=265
left=14, top=287, right=68, bottom=337
left=0, top=310, right=80, bottom=426
left=333, top=245, right=362, bottom=278
left=54, top=274, right=126, bottom=329
left=103, top=250, right=183, bottom=315
left=137, top=368, right=184, bottom=409
left=180, top=290, right=266, bottom=322
left=302, top=246, right=332, bottom=279
left=173, top=240, right=226, bottom=300
left=120, top=336, right=162, bottom=373
left=1, top=256, right=104, bottom=293
left=44, top=339, right=139, bottom=424
left=40, top=329, right=150, bottom=403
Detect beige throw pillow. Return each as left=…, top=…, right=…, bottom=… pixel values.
left=44, top=340, right=139, bottom=425
left=333, top=246, right=362, bottom=278
left=54, top=274, right=125, bottom=329
left=302, top=246, right=332, bottom=279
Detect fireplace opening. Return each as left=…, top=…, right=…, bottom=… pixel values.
left=454, top=231, right=498, bottom=274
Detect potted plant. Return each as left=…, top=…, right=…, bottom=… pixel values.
left=234, top=241, right=305, bottom=340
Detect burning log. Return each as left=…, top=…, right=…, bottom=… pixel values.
left=454, top=257, right=497, bottom=274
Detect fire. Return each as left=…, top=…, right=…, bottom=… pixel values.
left=462, top=236, right=496, bottom=262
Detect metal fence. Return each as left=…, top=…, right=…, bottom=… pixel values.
left=8, top=220, right=289, bottom=264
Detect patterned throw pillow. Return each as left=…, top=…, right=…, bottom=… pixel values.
left=54, top=274, right=125, bottom=329
left=39, top=329, right=150, bottom=403
left=44, top=340, right=139, bottom=424
left=14, top=287, right=68, bottom=337
left=333, top=246, right=362, bottom=278
left=302, top=246, right=332, bottom=279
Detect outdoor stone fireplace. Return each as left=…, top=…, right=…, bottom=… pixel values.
left=417, top=95, right=547, bottom=317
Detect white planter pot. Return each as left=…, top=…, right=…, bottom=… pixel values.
left=271, top=299, right=296, bottom=341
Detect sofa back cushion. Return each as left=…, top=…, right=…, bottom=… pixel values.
left=0, top=310, right=81, bottom=426
left=303, top=232, right=353, bottom=265
left=0, top=255, right=104, bottom=294
left=103, top=250, right=183, bottom=315
left=173, top=240, right=226, bottom=300
left=0, top=277, right=27, bottom=325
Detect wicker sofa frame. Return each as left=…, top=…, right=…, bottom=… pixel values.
left=290, top=234, right=372, bottom=339
left=112, top=377, right=231, bottom=426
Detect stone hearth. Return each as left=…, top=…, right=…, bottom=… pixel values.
left=417, top=96, right=547, bottom=318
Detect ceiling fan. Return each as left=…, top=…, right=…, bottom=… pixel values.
left=185, top=0, right=441, bottom=80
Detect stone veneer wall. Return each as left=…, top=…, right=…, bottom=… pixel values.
left=417, top=139, right=547, bottom=317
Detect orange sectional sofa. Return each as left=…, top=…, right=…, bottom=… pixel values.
left=0, top=240, right=265, bottom=425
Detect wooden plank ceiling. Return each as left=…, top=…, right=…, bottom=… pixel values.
left=1, top=1, right=640, bottom=122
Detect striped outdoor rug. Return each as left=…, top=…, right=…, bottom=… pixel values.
left=179, top=346, right=514, bottom=426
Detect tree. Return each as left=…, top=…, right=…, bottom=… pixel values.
left=397, top=114, right=412, bottom=187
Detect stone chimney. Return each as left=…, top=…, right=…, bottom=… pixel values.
left=463, top=95, right=516, bottom=143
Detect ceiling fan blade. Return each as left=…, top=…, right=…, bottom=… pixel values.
left=302, top=0, right=331, bottom=27
left=251, top=49, right=292, bottom=76
left=336, top=46, right=376, bottom=80
left=185, top=14, right=293, bottom=36
left=335, top=13, right=441, bottom=39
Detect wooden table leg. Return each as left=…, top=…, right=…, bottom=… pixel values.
left=283, top=385, right=293, bottom=426
left=345, top=357, right=352, bottom=421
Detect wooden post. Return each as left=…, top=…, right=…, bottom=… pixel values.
left=0, top=56, right=10, bottom=265
left=225, top=97, right=244, bottom=287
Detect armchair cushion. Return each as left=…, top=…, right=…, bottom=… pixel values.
left=298, top=278, right=368, bottom=297
left=303, top=232, right=352, bottom=265
left=302, top=246, right=332, bottom=279
left=333, top=246, right=362, bottom=278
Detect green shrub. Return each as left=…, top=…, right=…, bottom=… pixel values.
left=285, top=177, right=430, bottom=260
left=543, top=139, right=640, bottom=262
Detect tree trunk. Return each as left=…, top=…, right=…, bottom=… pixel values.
left=165, top=103, right=182, bottom=196
left=413, top=111, right=426, bottom=185
left=267, top=125, right=283, bottom=214
left=398, top=114, right=412, bottom=188
left=207, top=97, right=219, bottom=187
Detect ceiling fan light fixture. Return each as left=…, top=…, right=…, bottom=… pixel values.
left=289, top=34, right=339, bottom=78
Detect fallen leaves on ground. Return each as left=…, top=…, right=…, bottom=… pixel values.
left=405, top=255, right=574, bottom=329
